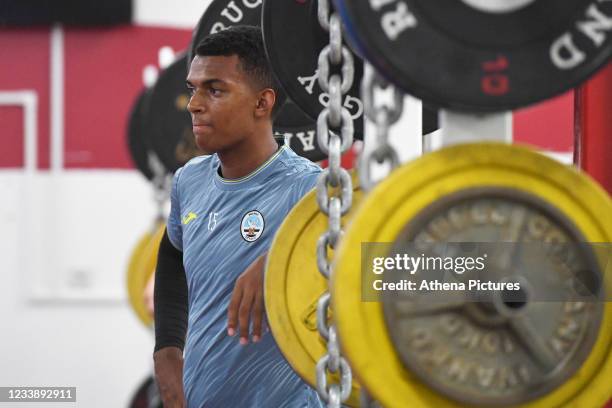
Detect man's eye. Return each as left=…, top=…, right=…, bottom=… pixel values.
left=210, top=88, right=221, bottom=96
left=187, top=88, right=196, bottom=96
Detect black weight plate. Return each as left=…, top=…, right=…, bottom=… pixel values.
left=147, top=53, right=206, bottom=172
left=335, top=0, right=612, bottom=112
left=422, top=102, right=439, bottom=135
left=262, top=0, right=366, bottom=138
left=127, top=89, right=156, bottom=180
left=128, top=376, right=162, bottom=408
left=188, top=0, right=265, bottom=69
left=188, top=0, right=329, bottom=162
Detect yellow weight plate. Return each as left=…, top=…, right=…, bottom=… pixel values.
left=332, top=143, right=612, bottom=408
left=127, top=222, right=166, bottom=328
left=127, top=231, right=153, bottom=326
left=266, top=175, right=363, bottom=407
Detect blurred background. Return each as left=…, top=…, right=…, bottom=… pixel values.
left=0, top=0, right=577, bottom=406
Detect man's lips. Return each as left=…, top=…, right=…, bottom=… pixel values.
left=192, top=123, right=212, bottom=133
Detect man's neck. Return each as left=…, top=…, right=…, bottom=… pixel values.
left=217, top=131, right=279, bottom=180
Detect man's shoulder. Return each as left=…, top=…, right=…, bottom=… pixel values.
left=268, top=147, right=322, bottom=201
left=184, top=154, right=215, bottom=171
left=277, top=147, right=322, bottom=179
left=176, top=155, right=216, bottom=180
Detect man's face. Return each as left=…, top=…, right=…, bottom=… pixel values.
left=186, top=55, right=259, bottom=155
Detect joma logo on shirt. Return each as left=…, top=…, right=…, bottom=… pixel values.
left=182, top=212, right=198, bottom=225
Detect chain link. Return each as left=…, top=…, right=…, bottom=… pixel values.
left=317, top=0, right=331, bottom=31
left=327, top=325, right=341, bottom=373
left=316, top=357, right=352, bottom=406
left=359, top=64, right=404, bottom=191
left=314, top=0, right=355, bottom=405
left=328, top=75, right=342, bottom=128
left=316, top=169, right=352, bottom=215
left=148, top=153, right=171, bottom=221
left=316, top=293, right=331, bottom=339
left=317, top=111, right=354, bottom=157
left=328, top=14, right=342, bottom=65
left=318, top=46, right=355, bottom=95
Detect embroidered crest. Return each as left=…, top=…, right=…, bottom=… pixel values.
left=240, top=210, right=265, bottom=242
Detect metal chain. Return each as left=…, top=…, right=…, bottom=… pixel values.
left=315, top=1, right=354, bottom=406
left=142, top=67, right=170, bottom=224
left=359, top=64, right=404, bottom=191
left=148, top=153, right=171, bottom=222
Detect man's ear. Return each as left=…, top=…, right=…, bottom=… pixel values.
left=255, top=88, right=276, bottom=119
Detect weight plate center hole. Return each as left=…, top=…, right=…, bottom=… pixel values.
left=501, top=286, right=528, bottom=310
left=493, top=278, right=531, bottom=317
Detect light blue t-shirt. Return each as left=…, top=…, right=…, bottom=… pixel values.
left=167, top=145, right=323, bottom=408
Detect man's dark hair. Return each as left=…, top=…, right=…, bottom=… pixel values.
left=195, top=25, right=287, bottom=120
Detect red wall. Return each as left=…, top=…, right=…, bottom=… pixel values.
left=514, top=91, right=574, bottom=152
left=0, top=28, right=52, bottom=168
left=0, top=25, right=191, bottom=169
left=63, top=26, right=192, bottom=169
left=0, top=106, right=24, bottom=168
left=577, top=63, right=612, bottom=195
left=0, top=26, right=577, bottom=170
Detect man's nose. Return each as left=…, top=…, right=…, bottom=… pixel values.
left=187, top=94, right=204, bottom=114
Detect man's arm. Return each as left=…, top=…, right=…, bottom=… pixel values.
left=227, top=252, right=267, bottom=345
left=153, top=229, right=188, bottom=408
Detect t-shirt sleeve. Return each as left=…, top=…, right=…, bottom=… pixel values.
left=289, top=168, right=321, bottom=208
left=167, top=167, right=184, bottom=251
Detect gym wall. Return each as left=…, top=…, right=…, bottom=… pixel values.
left=0, top=1, right=576, bottom=407
left=0, top=2, right=208, bottom=407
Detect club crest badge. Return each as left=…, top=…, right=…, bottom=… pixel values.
left=240, top=210, right=265, bottom=242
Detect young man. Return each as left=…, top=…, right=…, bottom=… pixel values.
left=152, top=26, right=323, bottom=407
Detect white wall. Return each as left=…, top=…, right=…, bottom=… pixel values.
left=0, top=171, right=159, bottom=407
left=133, top=0, right=212, bottom=28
